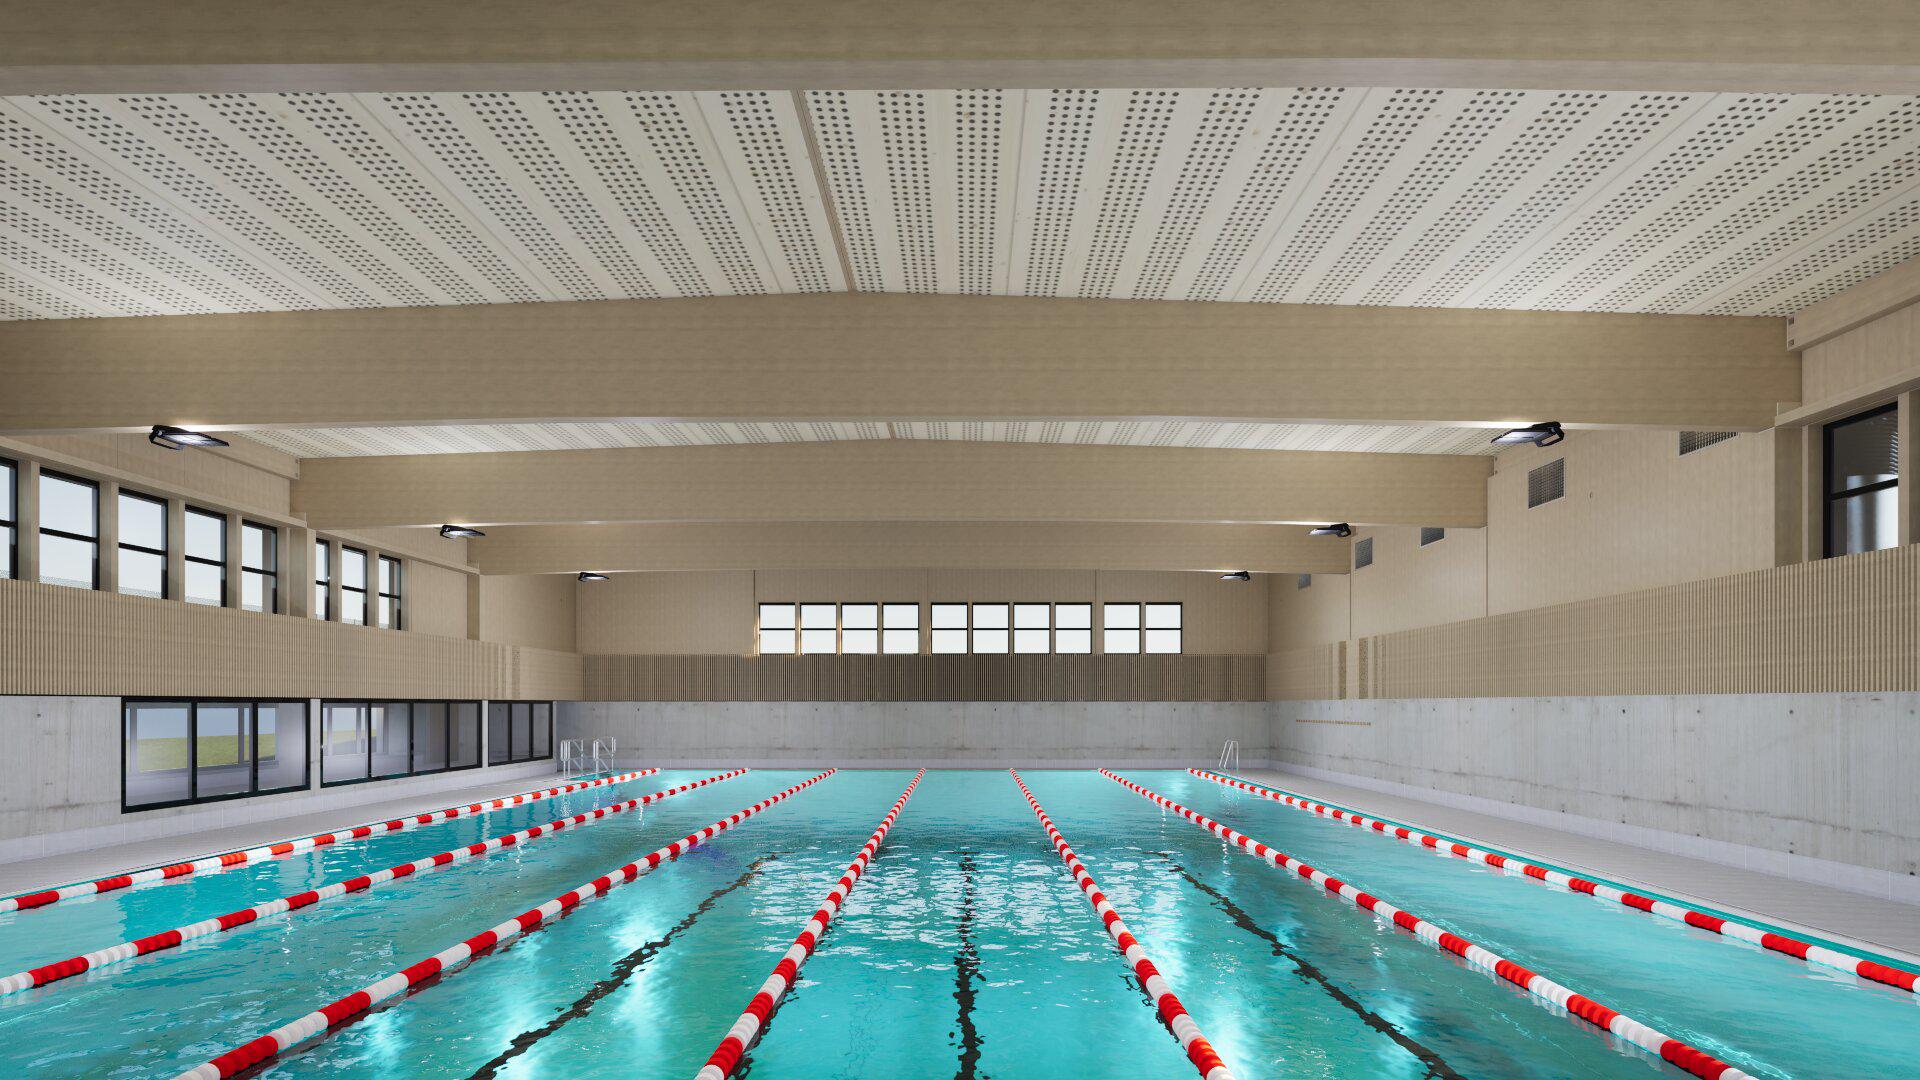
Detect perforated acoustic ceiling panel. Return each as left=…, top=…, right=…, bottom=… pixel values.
left=238, top=418, right=1505, bottom=459
left=2, top=88, right=1918, bottom=320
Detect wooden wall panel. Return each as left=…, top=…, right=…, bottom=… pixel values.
left=1268, top=544, right=1920, bottom=700
left=585, top=654, right=1264, bottom=702
left=0, top=433, right=294, bottom=521
left=1799, top=303, right=1919, bottom=406
left=476, top=573, right=578, bottom=652
left=578, top=570, right=755, bottom=655
left=1348, top=525, right=1488, bottom=637
left=0, top=579, right=582, bottom=699
left=404, top=560, right=470, bottom=640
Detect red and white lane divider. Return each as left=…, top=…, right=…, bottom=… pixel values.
left=698, top=768, right=927, bottom=1080
left=0, top=769, right=749, bottom=998
left=1011, top=770, right=1235, bottom=1080
left=1104, top=770, right=1754, bottom=1080
left=1, top=767, right=664, bottom=914
left=1188, top=769, right=1920, bottom=996
left=172, top=769, right=838, bottom=1080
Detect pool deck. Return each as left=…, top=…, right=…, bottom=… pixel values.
left=4, top=764, right=1916, bottom=968
left=1235, top=765, right=1920, bottom=963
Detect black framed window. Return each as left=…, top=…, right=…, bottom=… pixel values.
left=314, top=538, right=331, bottom=620
left=321, top=699, right=481, bottom=786
left=377, top=555, right=402, bottom=629
left=124, top=699, right=308, bottom=811
left=38, top=470, right=98, bottom=590
left=1824, top=403, right=1900, bottom=559
left=930, top=602, right=968, bottom=654
left=242, top=521, right=278, bottom=613
left=1055, top=603, right=1093, bottom=654
left=1103, top=602, right=1141, bottom=653
left=0, top=457, right=16, bottom=580
left=341, top=546, right=368, bottom=625
left=841, top=603, right=879, bottom=654
left=117, top=490, right=167, bottom=599
left=757, top=603, right=796, bottom=654
left=1013, top=603, right=1051, bottom=653
left=971, top=603, right=1010, bottom=653
left=487, top=701, right=554, bottom=765
left=798, top=602, right=836, bottom=653
left=1144, top=602, right=1184, bottom=654
left=184, top=507, right=226, bottom=606
left=882, top=602, right=919, bottom=653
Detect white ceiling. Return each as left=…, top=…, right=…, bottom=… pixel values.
left=3, top=88, right=1918, bottom=321
left=239, top=419, right=1505, bottom=459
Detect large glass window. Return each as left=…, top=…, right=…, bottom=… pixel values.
left=38, top=471, right=98, bottom=590
left=378, top=555, right=402, bottom=629
left=971, top=603, right=1010, bottom=653
left=799, top=603, right=837, bottom=654
left=314, top=538, right=331, bottom=620
left=322, top=699, right=481, bottom=785
left=124, top=699, right=308, bottom=810
left=242, top=522, right=277, bottom=613
left=184, top=507, right=226, bottom=606
left=930, top=603, right=968, bottom=654
left=1103, top=602, right=1142, bottom=654
left=757, top=603, right=796, bottom=654
left=1145, top=602, right=1184, bottom=653
left=841, top=603, right=879, bottom=654
left=487, top=701, right=555, bottom=765
left=1825, top=403, right=1900, bottom=558
left=1013, top=603, right=1051, bottom=653
left=341, top=546, right=368, bottom=625
left=1055, top=603, right=1093, bottom=654
left=882, top=603, right=919, bottom=654
left=0, top=457, right=14, bottom=579
left=117, top=490, right=167, bottom=599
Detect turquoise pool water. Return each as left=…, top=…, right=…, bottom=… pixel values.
left=0, top=769, right=1914, bottom=1077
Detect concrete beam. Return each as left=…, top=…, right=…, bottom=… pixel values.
left=291, top=442, right=1492, bottom=530
left=4, top=1, right=1918, bottom=94
left=0, top=294, right=1797, bottom=434
left=468, top=521, right=1352, bottom=576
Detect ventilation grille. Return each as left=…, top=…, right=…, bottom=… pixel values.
left=1296, top=573, right=1311, bottom=589
left=1679, top=430, right=1738, bottom=455
left=1528, top=458, right=1566, bottom=507
left=1419, top=526, right=1446, bottom=546
left=1353, top=536, right=1374, bottom=569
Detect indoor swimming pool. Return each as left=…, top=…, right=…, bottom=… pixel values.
left=0, top=769, right=1914, bottom=1078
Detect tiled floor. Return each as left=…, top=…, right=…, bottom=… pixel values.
left=0, top=770, right=585, bottom=899
left=1237, top=766, right=1920, bottom=962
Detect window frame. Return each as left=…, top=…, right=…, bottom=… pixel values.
left=840, top=602, right=880, bottom=654
left=122, top=697, right=310, bottom=813
left=1144, top=601, right=1184, bottom=654
left=0, top=456, right=17, bottom=581
left=1012, top=602, right=1052, bottom=654
left=486, top=700, right=555, bottom=766
left=377, top=554, right=403, bottom=629
left=340, top=545, right=369, bottom=626
left=970, top=602, right=1011, bottom=654
left=757, top=602, right=797, bottom=655
left=1102, top=602, right=1142, bottom=654
left=319, top=699, right=484, bottom=787
left=881, top=601, right=920, bottom=654
left=1823, top=402, right=1900, bottom=560
left=930, top=602, right=969, bottom=654
left=183, top=505, right=228, bottom=607
left=1053, top=602, right=1093, bottom=654
left=241, top=520, right=278, bottom=614
left=798, top=601, right=838, bottom=654
left=37, top=468, right=100, bottom=591
left=314, top=538, right=332, bottom=621
left=116, top=488, right=168, bottom=600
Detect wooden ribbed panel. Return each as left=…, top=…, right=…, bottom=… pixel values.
left=0, top=578, right=582, bottom=699
left=1266, top=644, right=1340, bottom=701
left=585, top=654, right=1264, bottom=702
left=1271, top=546, right=1920, bottom=699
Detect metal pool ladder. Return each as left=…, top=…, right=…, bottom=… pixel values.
left=1217, top=739, right=1241, bottom=773
left=558, top=737, right=619, bottom=777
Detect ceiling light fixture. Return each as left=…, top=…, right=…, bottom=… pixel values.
left=578, top=572, right=611, bottom=582
left=439, top=525, right=486, bottom=540
left=1308, top=523, right=1353, bottom=538
left=1491, top=421, right=1565, bottom=447
left=1220, top=570, right=1252, bottom=581
left=148, top=425, right=229, bottom=451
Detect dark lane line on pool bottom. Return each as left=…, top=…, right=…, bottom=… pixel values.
left=1153, top=852, right=1466, bottom=1080
left=466, top=854, right=777, bottom=1079
left=953, top=850, right=984, bottom=1080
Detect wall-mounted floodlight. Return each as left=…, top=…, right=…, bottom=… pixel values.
left=1491, top=421, right=1564, bottom=447
left=1308, top=523, right=1353, bottom=538
left=439, top=525, right=486, bottom=539
left=149, top=425, right=229, bottom=450
left=1220, top=570, right=1252, bottom=581
left=578, top=572, right=611, bottom=582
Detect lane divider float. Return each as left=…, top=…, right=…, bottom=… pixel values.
left=1188, top=768, right=1919, bottom=996
left=697, top=768, right=927, bottom=1079
left=172, top=769, right=838, bottom=1080
left=1103, top=770, right=1754, bottom=1080
left=0, top=769, right=750, bottom=997
left=1011, top=769, right=1235, bottom=1080
left=1, top=767, right=664, bottom=914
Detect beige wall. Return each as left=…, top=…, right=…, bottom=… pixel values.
left=1349, top=525, right=1487, bottom=637
left=577, top=568, right=1270, bottom=656
left=477, top=574, right=578, bottom=653
left=1799, top=300, right=1917, bottom=405
left=405, top=560, right=470, bottom=639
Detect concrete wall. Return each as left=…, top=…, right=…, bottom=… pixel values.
left=563, top=700, right=1268, bottom=767
left=1272, top=693, right=1920, bottom=900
